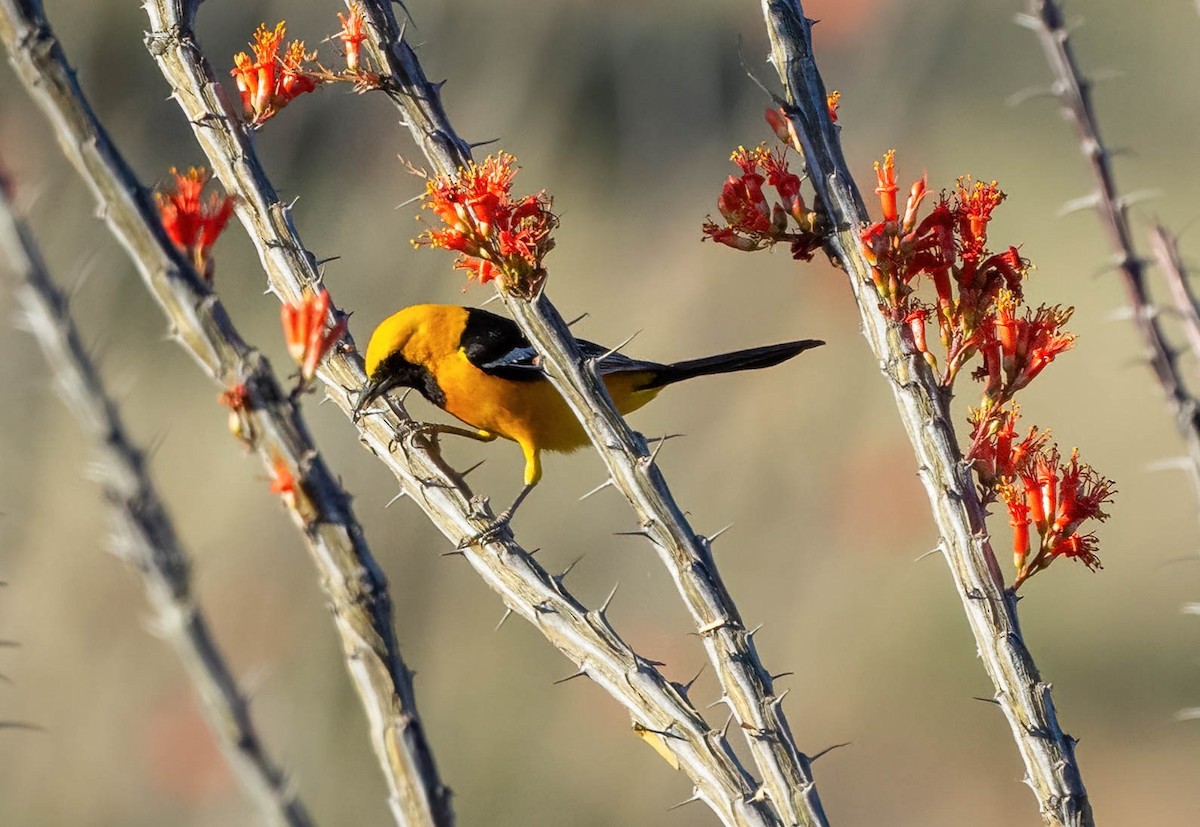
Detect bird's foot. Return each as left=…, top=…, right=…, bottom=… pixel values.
left=457, top=509, right=515, bottom=549
left=387, top=420, right=443, bottom=453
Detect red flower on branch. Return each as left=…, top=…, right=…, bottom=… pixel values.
left=702, top=142, right=821, bottom=260
left=218, top=382, right=255, bottom=446
left=231, top=22, right=321, bottom=125
left=280, top=289, right=348, bottom=385
left=414, top=153, right=558, bottom=297
left=975, top=292, right=1075, bottom=402
left=337, top=4, right=368, bottom=73
left=155, top=167, right=234, bottom=283
left=826, top=91, right=841, bottom=123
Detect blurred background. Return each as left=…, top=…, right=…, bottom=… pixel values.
left=2, top=0, right=1199, bottom=824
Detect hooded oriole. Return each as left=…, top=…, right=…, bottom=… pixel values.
left=354, top=304, right=822, bottom=534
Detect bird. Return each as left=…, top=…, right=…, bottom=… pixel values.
left=353, top=304, right=823, bottom=541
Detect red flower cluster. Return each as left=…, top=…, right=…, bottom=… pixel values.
left=414, top=153, right=558, bottom=297
left=974, top=291, right=1076, bottom=402
left=280, top=288, right=348, bottom=386
left=859, top=154, right=1072, bottom=400
left=702, top=142, right=821, bottom=260
left=702, top=115, right=1116, bottom=589
left=155, top=167, right=234, bottom=283
left=231, top=22, right=320, bottom=126
left=857, top=151, right=1112, bottom=587
left=972, top=408, right=1115, bottom=587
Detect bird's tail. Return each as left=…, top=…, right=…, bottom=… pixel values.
left=640, top=339, right=824, bottom=390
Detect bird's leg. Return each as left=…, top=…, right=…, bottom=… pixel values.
left=458, top=482, right=536, bottom=549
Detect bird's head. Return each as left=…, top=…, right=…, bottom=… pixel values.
left=353, top=304, right=457, bottom=420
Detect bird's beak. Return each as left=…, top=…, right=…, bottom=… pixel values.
left=352, top=373, right=397, bottom=422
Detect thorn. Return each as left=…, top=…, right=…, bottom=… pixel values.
left=395, top=192, right=424, bottom=210
left=769, top=688, right=790, bottom=708
left=770, top=671, right=794, bottom=682
left=459, top=459, right=486, bottom=478
left=316, top=255, right=342, bottom=266
left=705, top=523, right=734, bottom=544
left=468, top=137, right=501, bottom=150
left=682, top=665, right=706, bottom=694
left=494, top=608, right=514, bottom=632
left=596, top=329, right=642, bottom=363
left=973, top=695, right=1002, bottom=706
left=553, top=668, right=587, bottom=686
left=599, top=582, right=620, bottom=614
left=480, top=293, right=502, bottom=307
left=1103, top=305, right=1139, bottom=323
left=698, top=617, right=728, bottom=635
left=1058, top=193, right=1101, bottom=217
left=0, top=722, right=45, bottom=733
left=440, top=547, right=467, bottom=557
left=1118, top=189, right=1162, bottom=210
left=1005, top=84, right=1057, bottom=107
left=1013, top=12, right=1042, bottom=30
left=578, top=478, right=614, bottom=501
left=565, top=312, right=589, bottom=327
left=914, top=545, right=945, bottom=563
left=666, top=793, right=702, bottom=812
left=719, top=711, right=734, bottom=738
left=385, top=490, right=407, bottom=508
left=557, top=554, right=586, bottom=582
left=1146, top=457, right=1194, bottom=473
left=810, top=741, right=851, bottom=761
left=745, top=623, right=763, bottom=639
left=613, top=529, right=649, bottom=538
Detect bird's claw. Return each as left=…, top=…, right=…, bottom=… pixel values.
left=388, top=420, right=441, bottom=453
left=457, top=511, right=514, bottom=549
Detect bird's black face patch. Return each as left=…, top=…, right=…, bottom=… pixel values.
left=371, top=352, right=446, bottom=408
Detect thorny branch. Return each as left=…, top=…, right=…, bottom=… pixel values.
left=352, top=2, right=829, bottom=823
left=0, top=3, right=451, bottom=825
left=759, top=2, right=1093, bottom=825
left=138, top=2, right=777, bottom=824
left=0, top=181, right=313, bottom=827
left=1018, top=0, right=1200, bottom=492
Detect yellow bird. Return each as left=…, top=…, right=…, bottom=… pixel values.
left=354, top=304, right=822, bottom=535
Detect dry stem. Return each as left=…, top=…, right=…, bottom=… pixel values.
left=350, top=3, right=829, bottom=823
left=137, top=2, right=776, bottom=824
left=0, top=3, right=450, bottom=824
left=759, top=2, right=1092, bottom=825
left=1018, top=0, right=1200, bottom=489
left=0, top=182, right=312, bottom=827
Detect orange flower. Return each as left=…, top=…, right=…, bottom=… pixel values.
left=978, top=292, right=1075, bottom=401
left=269, top=456, right=300, bottom=510
left=337, top=4, right=368, bottom=73
left=218, top=383, right=254, bottom=445
left=155, top=167, right=234, bottom=283
left=826, top=91, right=841, bottom=123
left=874, top=150, right=899, bottom=223
left=1009, top=445, right=1115, bottom=588
left=415, top=153, right=558, bottom=296
left=280, top=289, right=348, bottom=383
left=230, top=22, right=321, bottom=125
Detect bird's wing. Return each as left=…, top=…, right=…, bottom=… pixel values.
left=461, top=308, right=662, bottom=381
